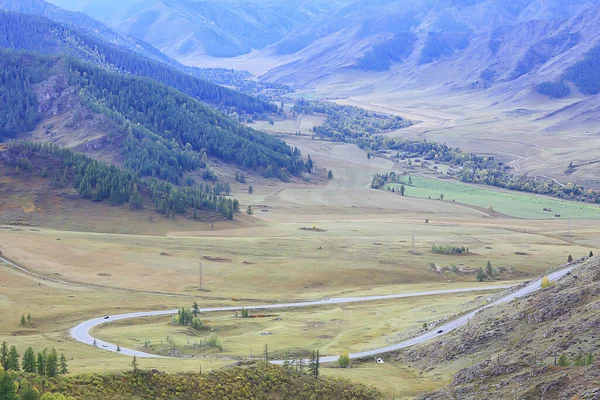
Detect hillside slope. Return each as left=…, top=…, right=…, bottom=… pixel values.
left=0, top=8, right=275, bottom=117
left=0, top=50, right=304, bottom=184
left=395, top=255, right=600, bottom=399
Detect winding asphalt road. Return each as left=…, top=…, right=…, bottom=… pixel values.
left=68, top=264, right=574, bottom=362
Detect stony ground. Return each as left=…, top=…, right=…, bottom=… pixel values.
left=393, top=256, right=600, bottom=399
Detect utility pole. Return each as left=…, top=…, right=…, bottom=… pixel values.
left=198, top=259, right=203, bottom=291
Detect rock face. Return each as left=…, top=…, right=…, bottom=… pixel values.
left=396, top=256, right=600, bottom=400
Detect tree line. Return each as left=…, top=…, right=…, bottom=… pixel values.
left=293, top=99, right=411, bottom=142
left=1, top=340, right=68, bottom=377
left=5, top=141, right=239, bottom=219
left=367, top=140, right=600, bottom=204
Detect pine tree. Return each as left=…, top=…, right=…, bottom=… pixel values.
left=36, top=351, right=45, bottom=375
left=22, top=347, right=36, bottom=373
left=20, top=315, right=26, bottom=325
left=557, top=353, right=570, bottom=367
left=590, top=251, right=594, bottom=257
left=0, top=370, right=17, bottom=400
left=568, top=254, right=573, bottom=262
left=327, top=170, right=333, bottom=179
left=0, top=342, right=7, bottom=369
left=59, top=353, right=68, bottom=375
left=6, top=346, right=19, bottom=371
left=486, top=261, right=493, bottom=281
left=116, top=344, right=121, bottom=352
left=246, top=205, right=253, bottom=216
left=128, top=184, right=143, bottom=210
left=27, top=314, right=31, bottom=321
left=248, top=185, right=254, bottom=194
left=306, top=155, right=313, bottom=173
left=132, top=356, right=138, bottom=374
left=192, top=301, right=199, bottom=317
left=400, top=184, right=405, bottom=196
left=308, top=350, right=320, bottom=378
left=45, top=348, right=58, bottom=377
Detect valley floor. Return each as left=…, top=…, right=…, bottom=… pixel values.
left=1, top=135, right=599, bottom=398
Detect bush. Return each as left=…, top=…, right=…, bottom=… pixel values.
left=338, top=351, right=350, bottom=368
left=202, top=334, right=223, bottom=351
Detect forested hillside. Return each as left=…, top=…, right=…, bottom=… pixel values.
left=0, top=10, right=276, bottom=117
left=1, top=141, right=239, bottom=219
left=0, top=49, right=305, bottom=183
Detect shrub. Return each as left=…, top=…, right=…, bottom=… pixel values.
left=338, top=351, right=350, bottom=368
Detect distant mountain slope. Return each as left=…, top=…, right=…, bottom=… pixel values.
left=260, top=0, right=600, bottom=92
left=0, top=49, right=305, bottom=184
left=0, top=8, right=276, bottom=117
left=46, top=0, right=351, bottom=58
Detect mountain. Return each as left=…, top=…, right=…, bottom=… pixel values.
left=46, top=0, right=350, bottom=59
left=395, top=255, right=600, bottom=399
left=0, top=0, right=173, bottom=64
left=0, top=49, right=304, bottom=184
left=0, top=6, right=276, bottom=117
left=259, top=0, right=600, bottom=92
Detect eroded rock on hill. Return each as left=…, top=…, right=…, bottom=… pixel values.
left=396, top=256, right=600, bottom=399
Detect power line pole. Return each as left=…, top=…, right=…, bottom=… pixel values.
left=198, top=259, right=203, bottom=291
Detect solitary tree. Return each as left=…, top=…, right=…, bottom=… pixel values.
left=327, top=170, right=333, bottom=179
left=132, top=356, right=139, bottom=374
left=568, top=254, right=573, bottom=262
left=20, top=315, right=26, bottom=325
left=248, top=185, right=254, bottom=194
left=192, top=302, right=199, bottom=317
left=116, top=345, right=121, bottom=352
left=246, top=205, right=253, bottom=216
left=476, top=267, right=487, bottom=282
left=338, top=351, right=350, bottom=368
left=590, top=251, right=594, bottom=257
left=440, top=193, right=445, bottom=201
left=541, top=276, right=551, bottom=289
left=400, top=184, right=406, bottom=196
left=486, top=261, right=494, bottom=281
left=408, top=175, right=413, bottom=185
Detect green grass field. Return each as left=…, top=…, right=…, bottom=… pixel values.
left=386, top=176, right=600, bottom=219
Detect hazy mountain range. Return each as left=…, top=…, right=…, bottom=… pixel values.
left=43, top=0, right=600, bottom=93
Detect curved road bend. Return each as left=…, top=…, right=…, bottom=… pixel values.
left=70, top=266, right=574, bottom=362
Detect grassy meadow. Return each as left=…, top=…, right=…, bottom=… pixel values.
left=386, top=175, right=600, bottom=219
